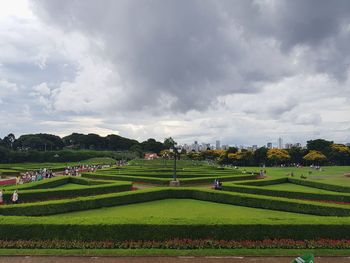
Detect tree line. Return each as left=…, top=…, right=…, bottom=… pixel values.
left=0, top=133, right=175, bottom=163
left=184, top=139, right=350, bottom=166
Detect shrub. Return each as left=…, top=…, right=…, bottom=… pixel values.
left=1, top=188, right=350, bottom=217
left=223, top=182, right=350, bottom=203
left=2, top=177, right=131, bottom=203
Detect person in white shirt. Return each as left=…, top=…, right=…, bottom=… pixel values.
left=0, top=189, right=4, bottom=205
left=12, top=190, right=19, bottom=204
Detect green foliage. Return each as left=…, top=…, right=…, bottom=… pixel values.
left=1, top=188, right=350, bottom=217
left=223, top=179, right=350, bottom=203
left=288, top=177, right=350, bottom=193
left=1, top=177, right=131, bottom=203
left=267, top=149, right=291, bottom=164
left=0, top=188, right=350, bottom=242
left=307, top=139, right=333, bottom=154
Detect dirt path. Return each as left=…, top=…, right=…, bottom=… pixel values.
left=0, top=256, right=349, bottom=263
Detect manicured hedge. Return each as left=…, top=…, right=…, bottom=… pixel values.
left=96, top=171, right=242, bottom=179
left=235, top=177, right=288, bottom=186
left=10, top=177, right=70, bottom=190
left=1, top=188, right=350, bottom=217
left=82, top=172, right=257, bottom=185
left=6, top=176, right=108, bottom=191
left=289, top=178, right=350, bottom=193
left=0, top=188, right=350, bottom=242
left=2, top=178, right=131, bottom=203
left=222, top=182, right=350, bottom=203
left=82, top=173, right=170, bottom=185
left=0, top=220, right=349, bottom=242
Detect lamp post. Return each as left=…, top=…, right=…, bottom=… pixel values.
left=169, top=146, right=181, bottom=186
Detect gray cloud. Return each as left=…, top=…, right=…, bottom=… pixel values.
left=1, top=0, right=350, bottom=145
left=30, top=0, right=350, bottom=114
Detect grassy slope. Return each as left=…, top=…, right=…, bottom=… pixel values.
left=260, top=183, right=348, bottom=194
left=48, top=199, right=350, bottom=224
left=51, top=183, right=92, bottom=190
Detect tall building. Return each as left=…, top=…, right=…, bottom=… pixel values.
left=267, top=142, right=272, bottom=149
left=216, top=140, right=221, bottom=150
left=278, top=137, right=283, bottom=149
left=285, top=143, right=293, bottom=149
left=193, top=141, right=199, bottom=152
left=221, top=144, right=229, bottom=150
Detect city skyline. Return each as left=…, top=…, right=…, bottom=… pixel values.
left=0, top=1, right=350, bottom=146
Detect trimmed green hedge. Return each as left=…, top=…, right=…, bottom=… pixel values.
left=2, top=178, right=131, bottom=203
left=6, top=176, right=109, bottom=191
left=289, top=178, right=350, bottom=193
left=223, top=182, right=350, bottom=203
left=0, top=221, right=349, bottom=242
left=0, top=188, right=350, bottom=241
left=1, top=188, right=350, bottom=217
left=235, top=177, right=288, bottom=186
left=82, top=172, right=257, bottom=185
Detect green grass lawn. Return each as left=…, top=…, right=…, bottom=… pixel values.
left=260, top=183, right=346, bottom=194
left=241, top=166, right=350, bottom=185
left=50, top=198, right=350, bottom=224
left=51, top=183, right=92, bottom=190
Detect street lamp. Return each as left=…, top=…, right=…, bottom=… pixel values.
left=169, top=146, right=181, bottom=186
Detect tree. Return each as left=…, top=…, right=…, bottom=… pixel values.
left=287, top=146, right=307, bottom=164
left=105, top=134, right=139, bottom=151
left=141, top=138, right=164, bottom=154
left=3, top=133, right=15, bottom=149
left=14, top=134, right=64, bottom=151
left=163, top=137, right=177, bottom=149
left=200, top=150, right=225, bottom=160
left=328, top=144, right=350, bottom=165
left=306, top=139, right=333, bottom=155
left=129, top=144, right=143, bottom=157
left=267, top=149, right=291, bottom=165
left=253, top=147, right=268, bottom=165
left=227, top=147, right=238, bottom=154
left=0, top=146, right=10, bottom=162
left=228, top=151, right=253, bottom=166
left=303, top=150, right=327, bottom=165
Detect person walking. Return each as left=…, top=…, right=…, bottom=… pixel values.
left=12, top=190, right=19, bottom=204
left=0, top=189, right=4, bottom=205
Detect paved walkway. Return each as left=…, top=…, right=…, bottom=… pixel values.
left=0, top=256, right=349, bottom=263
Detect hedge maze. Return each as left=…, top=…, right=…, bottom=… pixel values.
left=0, top=160, right=349, bottom=250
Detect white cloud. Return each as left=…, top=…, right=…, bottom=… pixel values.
left=0, top=0, right=350, bottom=146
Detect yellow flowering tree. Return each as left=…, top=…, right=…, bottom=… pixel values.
left=267, top=149, right=291, bottom=165
left=303, top=150, right=327, bottom=165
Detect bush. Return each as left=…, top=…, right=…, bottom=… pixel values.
left=1, top=188, right=350, bottom=217
left=223, top=181, right=350, bottom=203
left=82, top=172, right=257, bottom=186
left=288, top=178, right=350, bottom=193
left=2, top=177, right=131, bottom=203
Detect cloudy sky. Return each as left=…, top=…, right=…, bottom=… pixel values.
left=1, top=0, right=350, bottom=147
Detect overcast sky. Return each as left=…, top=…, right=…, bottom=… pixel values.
left=1, top=0, right=350, bottom=146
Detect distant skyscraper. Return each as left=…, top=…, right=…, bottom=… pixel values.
left=278, top=137, right=283, bottom=149
left=267, top=142, right=272, bottom=149
left=216, top=140, right=221, bottom=150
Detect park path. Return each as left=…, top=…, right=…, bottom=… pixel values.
left=0, top=256, right=350, bottom=263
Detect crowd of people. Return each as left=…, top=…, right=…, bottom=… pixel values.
left=20, top=168, right=55, bottom=184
